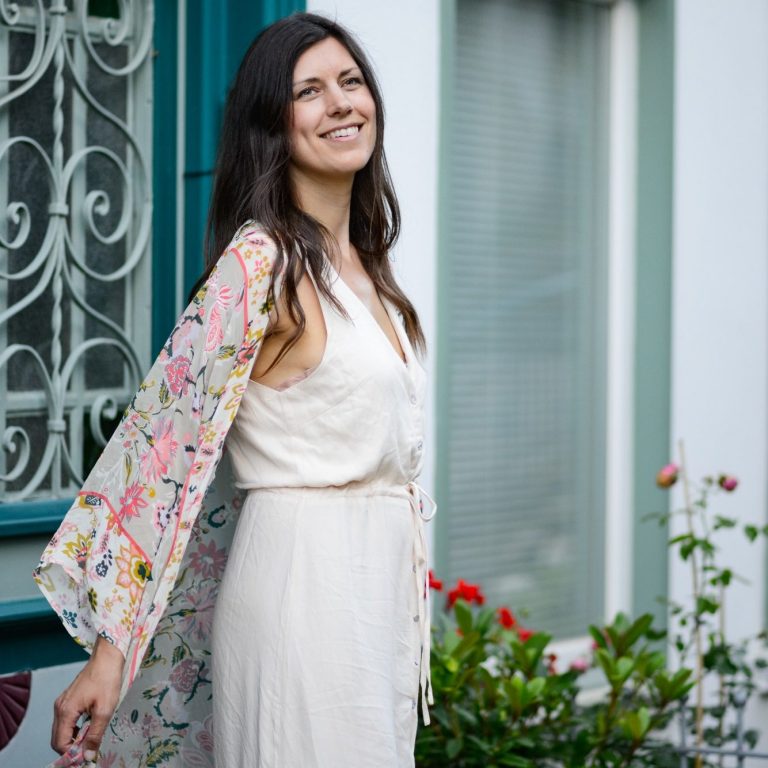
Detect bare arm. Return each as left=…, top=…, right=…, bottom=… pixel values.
left=51, top=635, right=124, bottom=760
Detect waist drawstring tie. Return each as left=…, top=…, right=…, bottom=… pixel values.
left=406, top=480, right=437, bottom=726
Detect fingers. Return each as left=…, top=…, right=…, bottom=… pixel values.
left=82, top=707, right=112, bottom=761
left=51, top=693, right=80, bottom=754
left=51, top=693, right=114, bottom=759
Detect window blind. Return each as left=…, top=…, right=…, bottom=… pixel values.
left=442, top=0, right=610, bottom=638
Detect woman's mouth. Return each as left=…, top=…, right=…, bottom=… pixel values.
left=320, top=124, right=362, bottom=141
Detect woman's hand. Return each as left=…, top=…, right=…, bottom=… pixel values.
left=51, top=635, right=125, bottom=761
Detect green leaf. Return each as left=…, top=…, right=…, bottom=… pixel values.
left=527, top=676, right=546, bottom=699
left=505, top=675, right=527, bottom=714
left=595, top=649, right=616, bottom=679
left=623, top=613, right=654, bottom=650
left=612, top=612, right=632, bottom=632
left=454, top=704, right=480, bottom=727
left=523, top=631, right=551, bottom=654
left=464, top=734, right=492, bottom=754
left=671, top=672, right=696, bottom=699
left=446, top=737, right=463, bottom=759
left=171, top=644, right=187, bottom=666
left=454, top=599, right=474, bottom=636
left=157, top=379, right=170, bottom=406
left=451, top=630, right=481, bottom=661
left=696, top=595, right=720, bottom=614
left=443, top=628, right=461, bottom=655
left=615, top=656, right=635, bottom=684
left=146, top=739, right=180, bottom=767
left=745, top=524, right=759, bottom=542
left=699, top=538, right=715, bottom=556
left=606, top=626, right=621, bottom=649
left=620, top=707, right=651, bottom=741
left=680, top=540, right=698, bottom=560
left=745, top=729, right=760, bottom=749
left=122, top=452, right=133, bottom=483
left=498, top=756, right=536, bottom=767
left=709, top=568, right=732, bottom=587
left=633, top=649, right=665, bottom=680
left=588, top=625, right=609, bottom=650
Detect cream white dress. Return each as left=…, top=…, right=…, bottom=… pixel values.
left=211, top=259, right=436, bottom=768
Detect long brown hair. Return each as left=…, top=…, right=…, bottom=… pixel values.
left=187, top=12, right=426, bottom=373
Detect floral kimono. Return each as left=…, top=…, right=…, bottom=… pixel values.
left=33, top=220, right=283, bottom=768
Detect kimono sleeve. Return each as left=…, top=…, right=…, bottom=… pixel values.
left=32, top=221, right=280, bottom=659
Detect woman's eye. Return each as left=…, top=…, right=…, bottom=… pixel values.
left=342, top=76, right=363, bottom=87
left=296, top=86, right=317, bottom=99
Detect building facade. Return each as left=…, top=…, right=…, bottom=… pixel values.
left=1, top=0, right=766, bottom=762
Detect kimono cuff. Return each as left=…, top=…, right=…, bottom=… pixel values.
left=33, top=494, right=153, bottom=659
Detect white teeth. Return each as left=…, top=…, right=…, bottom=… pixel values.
left=323, top=125, right=359, bottom=139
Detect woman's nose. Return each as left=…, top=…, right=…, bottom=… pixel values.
left=327, top=87, right=352, bottom=117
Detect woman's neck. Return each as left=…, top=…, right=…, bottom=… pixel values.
left=290, top=166, right=354, bottom=260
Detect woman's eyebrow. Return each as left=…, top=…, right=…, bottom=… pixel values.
left=292, top=67, right=361, bottom=87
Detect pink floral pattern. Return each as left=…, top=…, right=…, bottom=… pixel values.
left=118, top=482, right=148, bottom=521
left=187, top=539, right=227, bottom=581
left=164, top=356, right=192, bottom=397
left=32, top=221, right=284, bottom=767
left=139, top=417, right=180, bottom=483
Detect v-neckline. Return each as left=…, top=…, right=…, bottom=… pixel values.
left=323, top=256, right=410, bottom=371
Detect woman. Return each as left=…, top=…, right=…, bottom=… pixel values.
left=38, top=12, right=435, bottom=768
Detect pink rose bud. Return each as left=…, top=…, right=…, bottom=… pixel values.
left=656, top=463, right=679, bottom=488
left=718, top=474, right=738, bottom=492
left=569, top=657, right=589, bottom=673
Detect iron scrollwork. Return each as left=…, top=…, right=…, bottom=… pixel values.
left=0, top=0, right=154, bottom=501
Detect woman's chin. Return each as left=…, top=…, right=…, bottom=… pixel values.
left=314, top=162, right=370, bottom=181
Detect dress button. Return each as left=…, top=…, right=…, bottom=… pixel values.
left=412, top=699, right=417, bottom=710
left=413, top=614, right=420, bottom=622
left=412, top=563, right=417, bottom=573
left=409, top=394, right=417, bottom=405
left=416, top=441, right=423, bottom=451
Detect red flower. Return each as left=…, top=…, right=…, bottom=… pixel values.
left=517, top=627, right=533, bottom=642
left=718, top=474, right=738, bottom=492
left=546, top=652, right=558, bottom=675
left=446, top=578, right=486, bottom=608
left=497, top=606, right=516, bottom=629
left=428, top=569, right=443, bottom=591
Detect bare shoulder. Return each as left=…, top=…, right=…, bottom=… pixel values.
left=266, top=262, right=322, bottom=335
left=249, top=260, right=326, bottom=383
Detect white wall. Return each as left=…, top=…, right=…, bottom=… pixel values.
left=305, top=1, right=442, bottom=519
left=671, top=0, right=768, bottom=734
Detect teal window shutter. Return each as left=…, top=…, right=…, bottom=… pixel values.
left=182, top=0, right=305, bottom=302
left=439, top=0, right=611, bottom=638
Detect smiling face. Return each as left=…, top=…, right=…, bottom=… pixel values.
left=288, top=36, right=377, bottom=185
